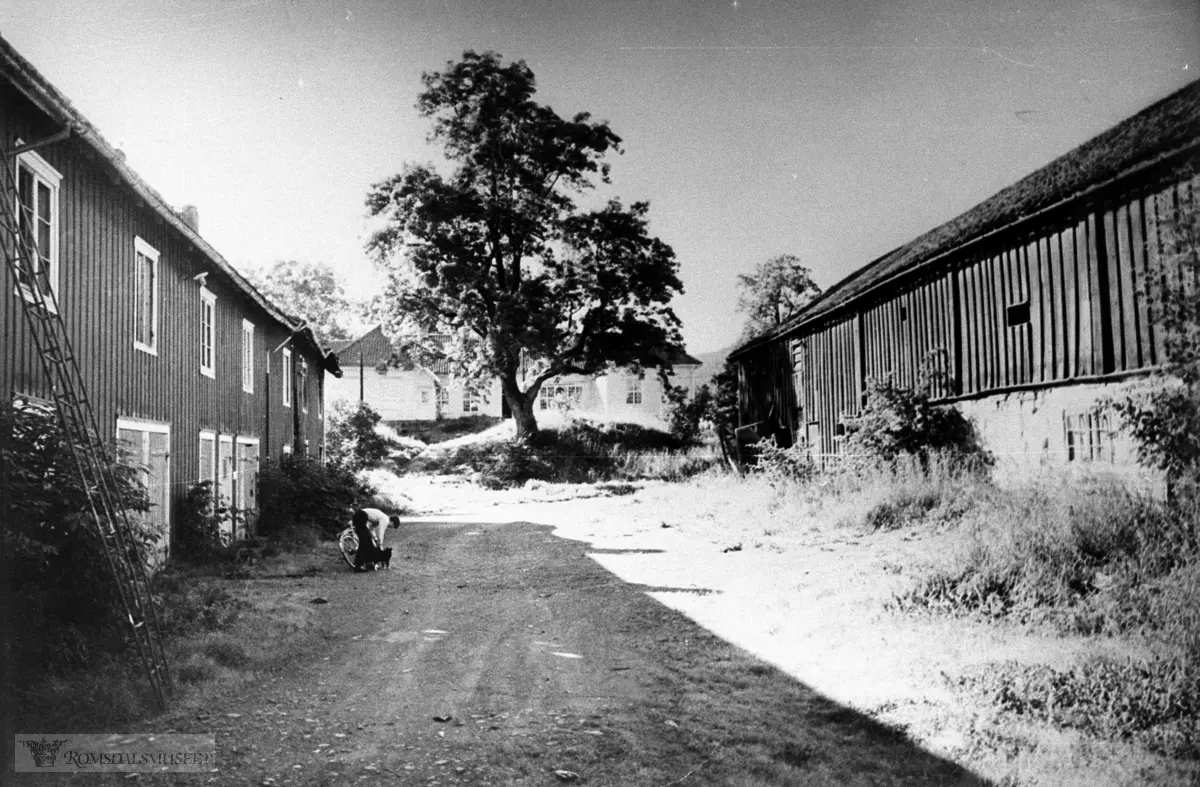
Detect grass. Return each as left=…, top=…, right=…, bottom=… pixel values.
left=714, top=453, right=1200, bottom=764
left=4, top=535, right=329, bottom=736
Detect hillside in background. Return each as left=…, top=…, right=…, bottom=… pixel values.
left=686, top=346, right=734, bottom=385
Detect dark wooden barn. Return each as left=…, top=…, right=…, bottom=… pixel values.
left=1, top=36, right=342, bottom=551
left=730, top=80, right=1199, bottom=471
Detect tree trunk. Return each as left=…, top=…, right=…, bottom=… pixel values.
left=501, top=374, right=539, bottom=439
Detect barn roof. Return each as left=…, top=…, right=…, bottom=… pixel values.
left=730, top=79, right=1200, bottom=360
left=0, top=34, right=341, bottom=377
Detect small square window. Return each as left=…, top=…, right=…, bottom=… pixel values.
left=1006, top=300, right=1031, bottom=328
left=1065, top=410, right=1114, bottom=463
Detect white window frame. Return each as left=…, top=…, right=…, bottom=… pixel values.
left=199, top=429, right=217, bottom=487
left=241, top=319, right=255, bottom=394
left=200, top=287, right=216, bottom=378
left=419, top=386, right=431, bottom=405
left=14, top=147, right=63, bottom=309
left=625, top=375, right=643, bottom=405
left=133, top=236, right=160, bottom=355
left=116, top=417, right=172, bottom=549
left=282, top=348, right=293, bottom=407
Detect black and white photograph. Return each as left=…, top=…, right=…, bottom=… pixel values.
left=1, top=1, right=1198, bottom=784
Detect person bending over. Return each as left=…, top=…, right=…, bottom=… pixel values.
left=351, top=508, right=395, bottom=571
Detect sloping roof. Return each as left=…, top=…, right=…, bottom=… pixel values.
left=656, top=349, right=703, bottom=367
left=0, top=34, right=341, bottom=377
left=334, top=326, right=395, bottom=367
left=730, top=79, right=1200, bottom=360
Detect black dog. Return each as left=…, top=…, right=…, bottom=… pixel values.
left=377, top=547, right=393, bottom=570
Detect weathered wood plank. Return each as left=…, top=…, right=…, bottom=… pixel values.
left=1048, top=231, right=1066, bottom=380
left=1029, top=239, right=1045, bottom=383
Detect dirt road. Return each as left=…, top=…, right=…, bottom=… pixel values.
left=121, top=519, right=984, bottom=786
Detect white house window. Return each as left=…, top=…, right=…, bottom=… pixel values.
left=538, top=385, right=554, bottom=411
left=200, top=287, right=216, bottom=378
left=435, top=385, right=449, bottom=411
left=463, top=387, right=482, bottom=413
left=282, top=348, right=293, bottom=407
left=133, top=237, right=159, bottom=355
left=419, top=387, right=431, bottom=405
left=241, top=320, right=255, bottom=393
left=625, top=375, right=643, bottom=405
left=199, top=430, right=217, bottom=487
left=14, top=149, right=62, bottom=305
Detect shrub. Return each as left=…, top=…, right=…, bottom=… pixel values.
left=841, top=366, right=989, bottom=469
left=326, top=400, right=391, bottom=471
left=176, top=481, right=244, bottom=561
left=1, top=401, right=155, bottom=680
left=754, top=439, right=817, bottom=487
left=256, top=456, right=375, bottom=539
left=663, top=383, right=714, bottom=446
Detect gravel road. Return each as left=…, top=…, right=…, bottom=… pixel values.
left=90, top=519, right=984, bottom=786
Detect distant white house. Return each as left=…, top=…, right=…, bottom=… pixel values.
left=325, top=326, right=503, bottom=421
left=325, top=326, right=703, bottom=426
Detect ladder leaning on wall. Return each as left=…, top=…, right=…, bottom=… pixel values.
left=0, top=132, right=171, bottom=709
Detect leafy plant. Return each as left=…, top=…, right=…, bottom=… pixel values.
left=841, top=359, right=989, bottom=469
left=366, top=50, right=685, bottom=438
left=1, top=401, right=154, bottom=679
left=663, top=383, right=714, bottom=446
left=256, top=456, right=375, bottom=539
left=326, top=400, right=391, bottom=472
left=176, top=481, right=245, bottom=561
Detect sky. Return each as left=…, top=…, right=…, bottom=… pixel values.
left=3, top=0, right=1197, bottom=353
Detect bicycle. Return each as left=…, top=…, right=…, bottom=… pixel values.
left=337, top=527, right=359, bottom=569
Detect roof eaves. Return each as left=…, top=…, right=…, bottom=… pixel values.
left=0, top=35, right=304, bottom=336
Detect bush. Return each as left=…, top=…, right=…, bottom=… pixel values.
left=663, top=383, right=714, bottom=446
left=176, top=480, right=245, bottom=561
left=841, top=367, right=989, bottom=469
left=754, top=439, right=817, bottom=487
left=326, top=400, right=391, bottom=471
left=1, top=401, right=155, bottom=680
left=256, top=456, right=375, bottom=539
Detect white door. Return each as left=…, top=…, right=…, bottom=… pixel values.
left=116, top=419, right=171, bottom=566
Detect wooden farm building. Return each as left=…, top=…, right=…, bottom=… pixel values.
left=730, top=80, right=1199, bottom=473
left=1, top=36, right=341, bottom=551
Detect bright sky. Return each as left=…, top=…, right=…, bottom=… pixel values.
left=3, top=1, right=1197, bottom=353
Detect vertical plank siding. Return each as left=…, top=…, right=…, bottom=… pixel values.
left=2, top=85, right=329, bottom=547
left=739, top=157, right=1195, bottom=459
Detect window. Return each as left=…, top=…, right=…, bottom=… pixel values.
left=282, top=349, right=293, bottom=408
left=199, top=430, right=216, bottom=486
left=299, top=359, right=309, bottom=412
left=625, top=375, right=643, bottom=405
left=538, top=385, right=554, bottom=411
left=133, top=237, right=159, bottom=354
left=241, top=320, right=255, bottom=393
left=463, top=387, right=481, bottom=413
left=1065, top=411, right=1115, bottom=463
left=200, top=287, right=216, bottom=378
left=419, top=387, right=431, bottom=404
left=1006, top=300, right=1031, bottom=328
left=435, top=385, right=449, bottom=411
left=14, top=149, right=62, bottom=305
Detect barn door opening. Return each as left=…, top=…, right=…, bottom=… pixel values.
left=235, top=437, right=260, bottom=538
left=116, top=419, right=171, bottom=566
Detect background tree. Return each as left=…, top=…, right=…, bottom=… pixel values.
left=248, top=260, right=360, bottom=346
left=366, top=50, right=685, bottom=437
left=736, top=254, right=822, bottom=340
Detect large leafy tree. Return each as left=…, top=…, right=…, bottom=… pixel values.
left=248, top=261, right=359, bottom=346
left=736, top=254, right=821, bottom=340
left=366, top=51, right=684, bottom=437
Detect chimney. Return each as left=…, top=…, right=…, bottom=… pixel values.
left=180, top=204, right=200, bottom=234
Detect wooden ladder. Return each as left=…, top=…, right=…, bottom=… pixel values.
left=1, top=134, right=171, bottom=708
